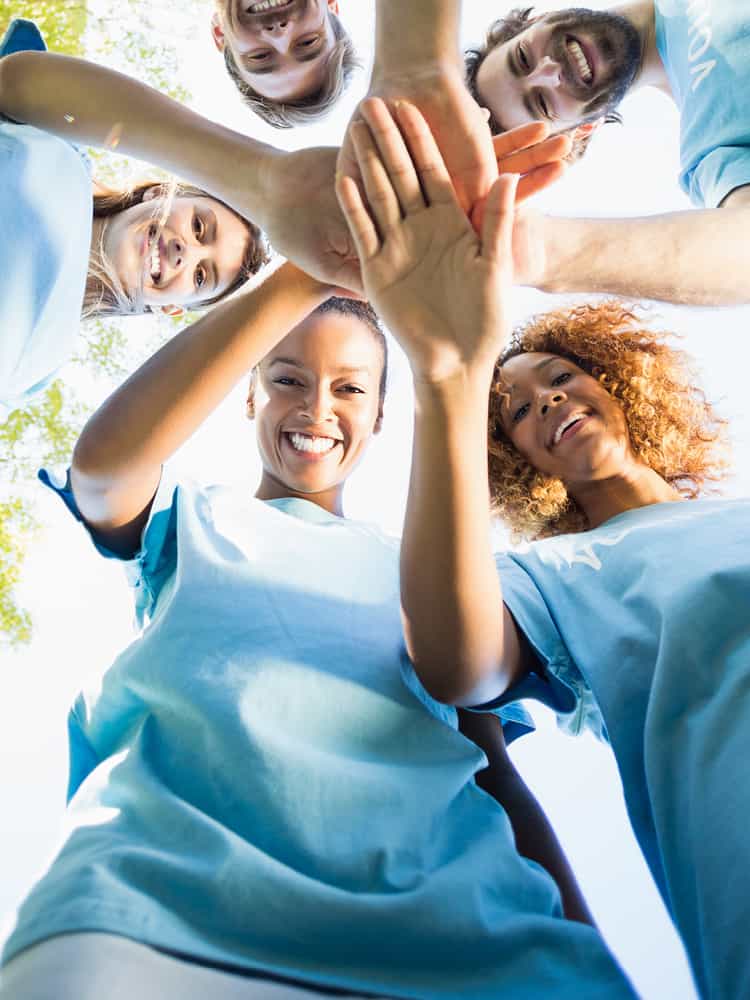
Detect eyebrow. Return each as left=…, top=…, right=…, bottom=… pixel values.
left=268, top=358, right=372, bottom=376
left=504, top=357, right=561, bottom=394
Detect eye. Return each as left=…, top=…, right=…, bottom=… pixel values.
left=339, top=385, right=365, bottom=395
left=194, top=264, right=207, bottom=290
left=552, top=372, right=571, bottom=386
left=296, top=35, right=319, bottom=49
left=538, top=93, right=551, bottom=118
left=517, top=43, right=530, bottom=71
left=248, top=49, right=272, bottom=61
left=193, top=213, right=206, bottom=241
left=513, top=402, right=530, bottom=424
left=274, top=376, right=302, bottom=387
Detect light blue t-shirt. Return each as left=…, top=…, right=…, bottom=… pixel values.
left=493, top=498, right=750, bottom=1000
left=0, top=21, right=92, bottom=420
left=656, top=0, right=750, bottom=207
left=1, top=472, right=636, bottom=999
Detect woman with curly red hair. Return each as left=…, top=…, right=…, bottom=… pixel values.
left=337, top=98, right=748, bottom=1000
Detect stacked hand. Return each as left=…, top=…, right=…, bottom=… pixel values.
left=336, top=98, right=520, bottom=384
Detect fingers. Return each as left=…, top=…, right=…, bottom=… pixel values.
left=391, top=100, right=456, bottom=206
left=335, top=172, right=381, bottom=263
left=491, top=121, right=549, bottom=159
left=516, top=161, right=567, bottom=204
left=496, top=132, right=572, bottom=175
left=358, top=98, right=426, bottom=215
left=350, top=117, right=403, bottom=236
left=481, top=174, right=519, bottom=265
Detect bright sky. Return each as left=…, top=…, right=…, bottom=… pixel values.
left=2, top=4, right=749, bottom=998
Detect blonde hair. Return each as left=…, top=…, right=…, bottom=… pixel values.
left=84, top=179, right=269, bottom=318
left=223, top=12, right=359, bottom=128
left=488, top=301, right=731, bottom=540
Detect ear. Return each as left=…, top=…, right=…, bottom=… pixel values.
left=373, top=402, right=384, bottom=435
left=246, top=369, right=258, bottom=420
left=326, top=0, right=340, bottom=14
left=160, top=304, right=184, bottom=317
left=570, top=118, right=604, bottom=142
left=210, top=12, right=226, bottom=53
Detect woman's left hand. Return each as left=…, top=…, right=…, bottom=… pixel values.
left=336, top=98, right=518, bottom=386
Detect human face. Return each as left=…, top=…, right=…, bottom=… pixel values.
left=103, top=191, right=250, bottom=311
left=497, top=352, right=633, bottom=486
left=252, top=311, right=384, bottom=513
left=476, top=8, right=641, bottom=133
left=214, top=0, right=339, bottom=102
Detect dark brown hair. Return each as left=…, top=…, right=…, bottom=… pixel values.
left=464, top=7, right=623, bottom=162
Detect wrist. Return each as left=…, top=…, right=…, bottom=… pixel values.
left=413, top=362, right=494, bottom=410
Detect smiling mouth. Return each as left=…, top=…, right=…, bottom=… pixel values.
left=552, top=412, right=590, bottom=447
left=248, top=0, right=294, bottom=12
left=285, top=432, right=340, bottom=456
left=566, top=36, right=594, bottom=86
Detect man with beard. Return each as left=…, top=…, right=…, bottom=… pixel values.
left=210, top=0, right=358, bottom=128
left=464, top=2, right=750, bottom=306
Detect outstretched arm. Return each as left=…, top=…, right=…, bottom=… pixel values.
left=458, top=710, right=595, bottom=926
left=72, top=264, right=329, bottom=558
left=0, top=51, right=360, bottom=289
left=517, top=185, right=750, bottom=305
left=337, top=98, right=533, bottom=705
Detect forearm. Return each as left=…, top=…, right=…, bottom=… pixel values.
left=401, top=369, right=505, bottom=703
left=0, top=51, right=277, bottom=228
left=374, top=0, right=462, bottom=78
left=458, top=711, right=595, bottom=926
left=74, top=265, right=326, bottom=497
left=540, top=207, right=750, bottom=305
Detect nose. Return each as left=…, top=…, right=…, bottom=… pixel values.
left=538, top=390, right=566, bottom=417
left=300, top=386, right=334, bottom=423
left=530, top=55, right=562, bottom=88
left=167, top=236, right=186, bottom=271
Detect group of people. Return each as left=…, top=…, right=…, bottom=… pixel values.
left=1, top=1, right=748, bottom=998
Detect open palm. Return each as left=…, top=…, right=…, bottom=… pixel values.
left=336, top=99, right=518, bottom=385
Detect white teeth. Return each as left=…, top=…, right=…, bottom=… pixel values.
left=150, top=244, right=161, bottom=282
left=250, top=0, right=290, bottom=12
left=288, top=433, right=337, bottom=454
left=568, top=39, right=593, bottom=84
left=554, top=414, right=585, bottom=446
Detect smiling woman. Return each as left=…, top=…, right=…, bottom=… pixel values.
left=88, top=180, right=268, bottom=317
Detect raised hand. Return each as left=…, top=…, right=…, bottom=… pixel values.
left=336, top=98, right=518, bottom=385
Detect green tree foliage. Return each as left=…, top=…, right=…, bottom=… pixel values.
left=1, top=0, right=199, bottom=649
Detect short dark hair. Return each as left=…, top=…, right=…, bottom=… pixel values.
left=464, top=7, right=622, bottom=162
left=224, top=12, right=359, bottom=129
left=314, top=297, right=388, bottom=401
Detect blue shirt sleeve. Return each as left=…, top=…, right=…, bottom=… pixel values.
left=0, top=19, right=47, bottom=58
left=472, top=553, right=608, bottom=741
left=39, top=466, right=180, bottom=628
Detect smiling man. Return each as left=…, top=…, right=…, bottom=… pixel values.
left=463, top=1, right=750, bottom=306
left=211, top=0, right=358, bottom=128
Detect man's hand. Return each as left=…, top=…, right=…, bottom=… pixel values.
left=254, top=146, right=362, bottom=294
left=338, top=65, right=499, bottom=219
left=336, top=98, right=518, bottom=385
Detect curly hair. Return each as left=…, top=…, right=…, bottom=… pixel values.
left=86, top=180, right=269, bottom=318
left=464, top=7, right=622, bottom=163
left=223, top=12, right=359, bottom=128
left=488, top=301, right=731, bottom=540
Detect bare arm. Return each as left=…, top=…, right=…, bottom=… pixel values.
left=519, top=185, right=750, bottom=306
left=458, top=710, right=595, bottom=926
left=374, top=0, right=462, bottom=76
left=0, top=51, right=360, bottom=289
left=337, top=99, right=533, bottom=704
left=72, top=264, right=328, bottom=556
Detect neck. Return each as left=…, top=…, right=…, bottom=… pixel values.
left=614, top=0, right=671, bottom=94
left=255, top=471, right=345, bottom=517
left=567, top=459, right=681, bottom=529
